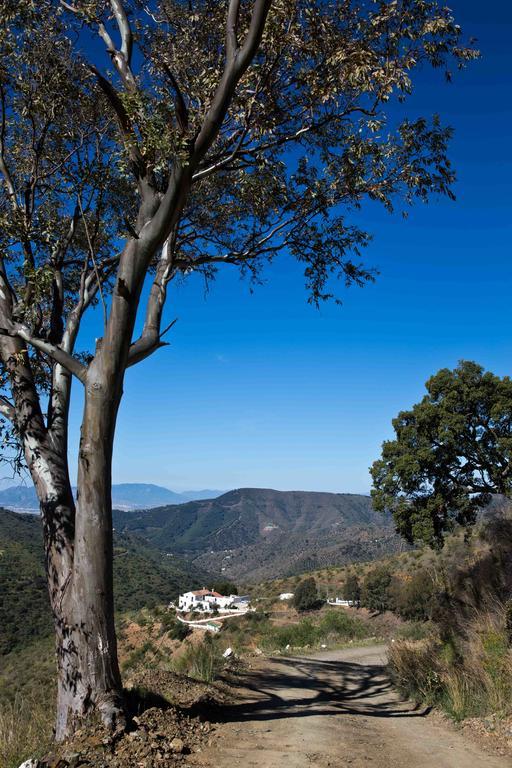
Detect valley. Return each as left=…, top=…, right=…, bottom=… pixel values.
left=113, top=487, right=403, bottom=581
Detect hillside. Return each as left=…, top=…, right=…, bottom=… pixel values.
left=0, top=508, right=210, bottom=655
left=0, top=483, right=223, bottom=512
left=113, top=488, right=402, bottom=581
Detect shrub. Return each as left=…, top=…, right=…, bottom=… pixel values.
left=388, top=607, right=512, bottom=721
left=319, top=610, right=366, bottom=640
left=391, top=569, right=435, bottom=622
left=173, top=636, right=224, bottom=683
left=159, top=612, right=190, bottom=640
left=261, top=619, right=320, bottom=650
left=212, top=580, right=238, bottom=596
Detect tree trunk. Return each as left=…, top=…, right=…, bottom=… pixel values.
left=52, top=366, right=125, bottom=740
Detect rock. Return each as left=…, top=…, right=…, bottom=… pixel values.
left=222, top=647, right=233, bottom=658
left=169, top=737, right=185, bottom=754
left=18, top=761, right=40, bottom=768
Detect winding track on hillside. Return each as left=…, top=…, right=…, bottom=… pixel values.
left=189, top=645, right=509, bottom=768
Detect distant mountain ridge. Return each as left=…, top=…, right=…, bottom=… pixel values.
left=0, top=483, right=224, bottom=512
left=113, top=487, right=403, bottom=581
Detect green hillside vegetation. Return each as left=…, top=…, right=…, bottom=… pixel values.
left=0, top=508, right=210, bottom=655
left=114, top=488, right=392, bottom=552
left=113, top=488, right=402, bottom=581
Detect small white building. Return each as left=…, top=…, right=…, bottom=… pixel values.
left=327, top=598, right=356, bottom=607
left=279, top=592, right=294, bottom=601
left=178, top=588, right=250, bottom=613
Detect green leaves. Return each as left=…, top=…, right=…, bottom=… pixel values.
left=371, top=362, right=512, bottom=547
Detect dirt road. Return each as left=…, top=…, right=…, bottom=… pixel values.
left=190, top=645, right=509, bottom=768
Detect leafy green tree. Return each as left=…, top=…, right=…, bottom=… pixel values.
left=371, top=362, right=512, bottom=548
left=212, top=580, right=238, bottom=596
left=293, top=577, right=321, bottom=612
left=343, top=574, right=361, bottom=606
left=362, top=566, right=393, bottom=613
left=0, top=0, right=477, bottom=738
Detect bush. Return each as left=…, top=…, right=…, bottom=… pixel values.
left=293, top=577, right=321, bottom=612
left=391, top=569, right=435, bottom=622
left=319, top=610, right=367, bottom=640
left=261, top=619, right=320, bottom=651
left=212, top=580, right=238, bottom=596
left=388, top=608, right=512, bottom=721
left=173, top=636, right=224, bottom=683
left=159, top=612, right=191, bottom=640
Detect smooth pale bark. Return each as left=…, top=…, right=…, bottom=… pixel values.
left=28, top=362, right=126, bottom=740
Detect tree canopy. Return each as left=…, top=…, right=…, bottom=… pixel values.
left=371, top=361, right=512, bottom=547
left=0, top=1, right=478, bottom=471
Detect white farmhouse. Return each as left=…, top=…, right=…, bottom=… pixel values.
left=178, top=588, right=250, bottom=613
left=279, top=592, right=294, bottom=601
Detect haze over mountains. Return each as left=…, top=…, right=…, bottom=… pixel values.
left=0, top=483, right=224, bottom=512
left=113, top=487, right=403, bottom=581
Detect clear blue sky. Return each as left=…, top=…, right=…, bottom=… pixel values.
left=67, top=1, right=512, bottom=495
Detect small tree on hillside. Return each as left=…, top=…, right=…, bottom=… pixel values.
left=343, top=574, right=361, bottom=606
left=293, top=577, right=321, bottom=612
left=212, top=580, right=238, bottom=596
left=0, top=1, right=477, bottom=739
left=362, top=566, right=393, bottom=613
left=390, top=569, right=435, bottom=622
left=371, top=361, right=512, bottom=548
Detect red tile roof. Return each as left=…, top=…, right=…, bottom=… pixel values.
left=192, top=589, right=223, bottom=598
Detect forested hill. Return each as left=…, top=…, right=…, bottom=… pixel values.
left=0, top=507, right=210, bottom=655
left=113, top=488, right=401, bottom=581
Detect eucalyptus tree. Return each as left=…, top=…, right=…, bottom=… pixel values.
left=0, top=0, right=477, bottom=739
left=371, top=361, right=512, bottom=547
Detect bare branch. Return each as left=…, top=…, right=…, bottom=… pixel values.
left=77, top=196, right=108, bottom=329
left=127, top=239, right=177, bottom=367
left=110, top=0, right=133, bottom=64
left=193, top=0, right=272, bottom=162
left=0, top=326, right=87, bottom=384
left=162, top=64, right=189, bottom=134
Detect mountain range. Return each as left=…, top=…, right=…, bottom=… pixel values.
left=113, top=487, right=403, bottom=581
left=0, top=483, right=223, bottom=512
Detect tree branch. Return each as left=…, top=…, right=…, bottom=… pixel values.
left=0, top=326, right=87, bottom=384
left=226, top=0, right=241, bottom=62
left=89, top=66, right=146, bottom=179
left=127, top=239, right=177, bottom=367
left=0, top=396, right=15, bottom=422
left=193, top=0, right=272, bottom=163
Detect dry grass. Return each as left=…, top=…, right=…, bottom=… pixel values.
left=388, top=605, right=512, bottom=721
left=0, top=694, right=53, bottom=768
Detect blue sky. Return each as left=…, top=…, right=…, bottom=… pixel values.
left=66, top=1, right=512, bottom=495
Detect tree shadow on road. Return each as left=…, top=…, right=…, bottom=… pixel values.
left=208, top=654, right=430, bottom=724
